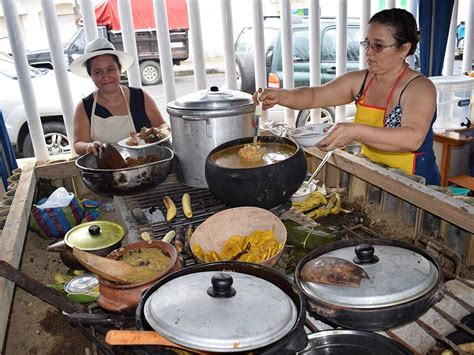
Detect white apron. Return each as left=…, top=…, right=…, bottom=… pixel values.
left=90, top=86, right=136, bottom=143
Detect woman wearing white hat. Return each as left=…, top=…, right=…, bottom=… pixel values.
left=70, top=37, right=170, bottom=155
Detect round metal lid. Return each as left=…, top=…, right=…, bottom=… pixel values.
left=64, top=273, right=99, bottom=294
left=144, top=271, right=298, bottom=352
left=300, top=244, right=439, bottom=308
left=64, top=221, right=124, bottom=251
left=166, top=86, right=255, bottom=117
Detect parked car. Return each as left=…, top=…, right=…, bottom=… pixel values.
left=0, top=52, right=94, bottom=157
left=235, top=17, right=419, bottom=126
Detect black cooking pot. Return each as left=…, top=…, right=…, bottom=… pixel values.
left=205, top=136, right=307, bottom=209
left=136, top=262, right=308, bottom=354
left=295, top=239, right=445, bottom=331
left=75, top=144, right=173, bottom=196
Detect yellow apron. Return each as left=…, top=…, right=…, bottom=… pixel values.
left=354, top=66, right=416, bottom=175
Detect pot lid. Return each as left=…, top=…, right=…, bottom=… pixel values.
left=64, top=273, right=99, bottom=294
left=299, top=244, right=439, bottom=308
left=166, top=86, right=255, bottom=117
left=144, top=271, right=298, bottom=352
left=64, top=221, right=124, bottom=251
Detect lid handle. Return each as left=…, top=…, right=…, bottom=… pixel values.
left=207, top=272, right=236, bottom=298
left=88, top=225, right=101, bottom=236
left=209, top=86, right=219, bottom=92
left=353, top=244, right=379, bottom=265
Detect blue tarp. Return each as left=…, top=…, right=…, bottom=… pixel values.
left=0, top=111, right=18, bottom=189
left=419, top=0, right=455, bottom=76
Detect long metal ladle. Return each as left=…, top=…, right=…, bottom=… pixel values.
left=301, top=150, right=334, bottom=193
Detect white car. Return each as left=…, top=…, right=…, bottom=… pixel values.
left=0, top=52, right=94, bottom=157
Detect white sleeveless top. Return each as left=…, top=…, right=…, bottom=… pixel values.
left=90, top=86, right=136, bottom=143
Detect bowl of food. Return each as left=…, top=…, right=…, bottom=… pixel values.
left=289, top=123, right=334, bottom=147
left=291, top=180, right=317, bottom=203
left=190, top=207, right=287, bottom=267
left=97, top=240, right=181, bottom=313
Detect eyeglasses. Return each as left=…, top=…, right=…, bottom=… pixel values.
left=360, top=40, right=398, bottom=53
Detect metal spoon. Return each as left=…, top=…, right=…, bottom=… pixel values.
left=253, top=92, right=263, bottom=145
left=301, top=150, right=334, bottom=193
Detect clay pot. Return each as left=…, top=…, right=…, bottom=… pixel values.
left=97, top=240, right=181, bottom=314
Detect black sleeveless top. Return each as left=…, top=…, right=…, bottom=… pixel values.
left=82, top=87, right=152, bottom=132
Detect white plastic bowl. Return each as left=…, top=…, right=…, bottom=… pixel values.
left=291, top=180, right=317, bottom=202
left=289, top=123, right=334, bottom=147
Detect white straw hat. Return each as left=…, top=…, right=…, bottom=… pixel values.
left=69, top=37, right=134, bottom=77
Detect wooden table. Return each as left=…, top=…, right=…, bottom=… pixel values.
left=434, top=128, right=474, bottom=186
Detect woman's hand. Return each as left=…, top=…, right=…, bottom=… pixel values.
left=252, top=88, right=282, bottom=110
left=85, top=141, right=104, bottom=155
left=317, top=123, right=358, bottom=151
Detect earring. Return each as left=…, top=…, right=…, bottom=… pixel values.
left=401, top=55, right=406, bottom=61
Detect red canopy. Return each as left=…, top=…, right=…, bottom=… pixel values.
left=94, top=0, right=189, bottom=31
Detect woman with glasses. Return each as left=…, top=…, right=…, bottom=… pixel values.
left=256, top=8, right=440, bottom=185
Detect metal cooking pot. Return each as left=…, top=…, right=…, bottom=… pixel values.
left=205, top=136, right=307, bottom=209
left=297, top=330, right=412, bottom=354
left=167, top=86, right=255, bottom=188
left=136, top=262, right=308, bottom=354
left=295, top=239, right=445, bottom=331
left=75, top=144, right=173, bottom=196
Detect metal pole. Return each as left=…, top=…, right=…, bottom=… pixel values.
left=2, top=0, right=49, bottom=161
left=252, top=0, right=266, bottom=91
left=80, top=0, right=98, bottom=43
left=220, top=0, right=238, bottom=90
left=280, top=0, right=295, bottom=125
left=117, top=0, right=142, bottom=88
left=309, top=0, right=321, bottom=123
left=336, top=0, right=347, bottom=121
left=187, top=0, right=207, bottom=90
left=41, top=0, right=77, bottom=157
left=153, top=0, right=177, bottom=104
left=407, top=0, right=417, bottom=68
left=360, top=0, right=370, bottom=70
left=443, top=0, right=458, bottom=75
left=386, top=0, right=396, bottom=9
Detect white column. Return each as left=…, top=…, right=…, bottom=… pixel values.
left=443, top=0, right=459, bottom=76
left=3, top=0, right=49, bottom=161
left=359, top=0, right=370, bottom=70
left=41, top=0, right=76, bottom=156
left=117, top=0, right=141, bottom=88
left=187, top=0, right=207, bottom=90
left=407, top=0, right=417, bottom=68
left=386, top=0, right=396, bottom=9
left=336, top=0, right=347, bottom=122
left=220, top=0, right=238, bottom=90
left=153, top=0, right=176, bottom=104
left=252, top=0, right=266, bottom=91
left=309, top=0, right=321, bottom=123
left=80, top=0, right=98, bottom=43
left=280, top=0, right=295, bottom=125
left=462, top=0, right=474, bottom=73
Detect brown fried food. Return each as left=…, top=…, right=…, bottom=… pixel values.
left=238, top=144, right=266, bottom=162
left=300, top=256, right=369, bottom=288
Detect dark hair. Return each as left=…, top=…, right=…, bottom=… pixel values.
left=86, top=54, right=122, bottom=76
left=369, top=8, right=419, bottom=56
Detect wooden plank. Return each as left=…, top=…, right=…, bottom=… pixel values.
left=466, top=233, right=474, bottom=267
left=0, top=163, right=37, bottom=349
left=348, top=175, right=368, bottom=205
left=35, top=160, right=79, bottom=180
left=325, top=164, right=340, bottom=188
left=304, top=148, right=474, bottom=233
left=447, top=175, right=474, bottom=190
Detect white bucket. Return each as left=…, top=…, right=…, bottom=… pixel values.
left=429, top=75, right=474, bottom=133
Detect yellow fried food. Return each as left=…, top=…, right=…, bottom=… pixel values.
left=221, top=240, right=242, bottom=260
left=163, top=196, right=176, bottom=221
left=204, top=250, right=222, bottom=263
left=192, top=244, right=205, bottom=260
left=182, top=193, right=193, bottom=218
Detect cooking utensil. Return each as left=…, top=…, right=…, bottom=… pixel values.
left=300, top=150, right=334, bottom=193
left=97, top=240, right=181, bottom=313
left=295, top=239, right=445, bottom=331
left=253, top=92, right=263, bottom=145
left=190, top=207, right=287, bottom=267
left=72, top=248, right=161, bottom=285
left=205, top=135, right=307, bottom=209
left=167, top=86, right=255, bottom=188
left=105, top=330, right=195, bottom=351
left=75, top=144, right=173, bottom=196
left=136, top=262, right=308, bottom=354
left=96, top=143, right=128, bottom=169
left=297, top=330, right=412, bottom=355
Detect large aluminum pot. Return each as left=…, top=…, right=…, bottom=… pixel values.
left=167, top=86, right=255, bottom=188
left=75, top=144, right=173, bottom=196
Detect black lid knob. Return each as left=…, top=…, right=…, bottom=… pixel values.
left=209, top=86, right=219, bottom=92
left=88, top=225, right=101, bottom=236
left=207, top=272, right=236, bottom=298
left=353, top=244, right=379, bottom=265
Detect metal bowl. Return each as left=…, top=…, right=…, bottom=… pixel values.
left=75, top=144, right=173, bottom=196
